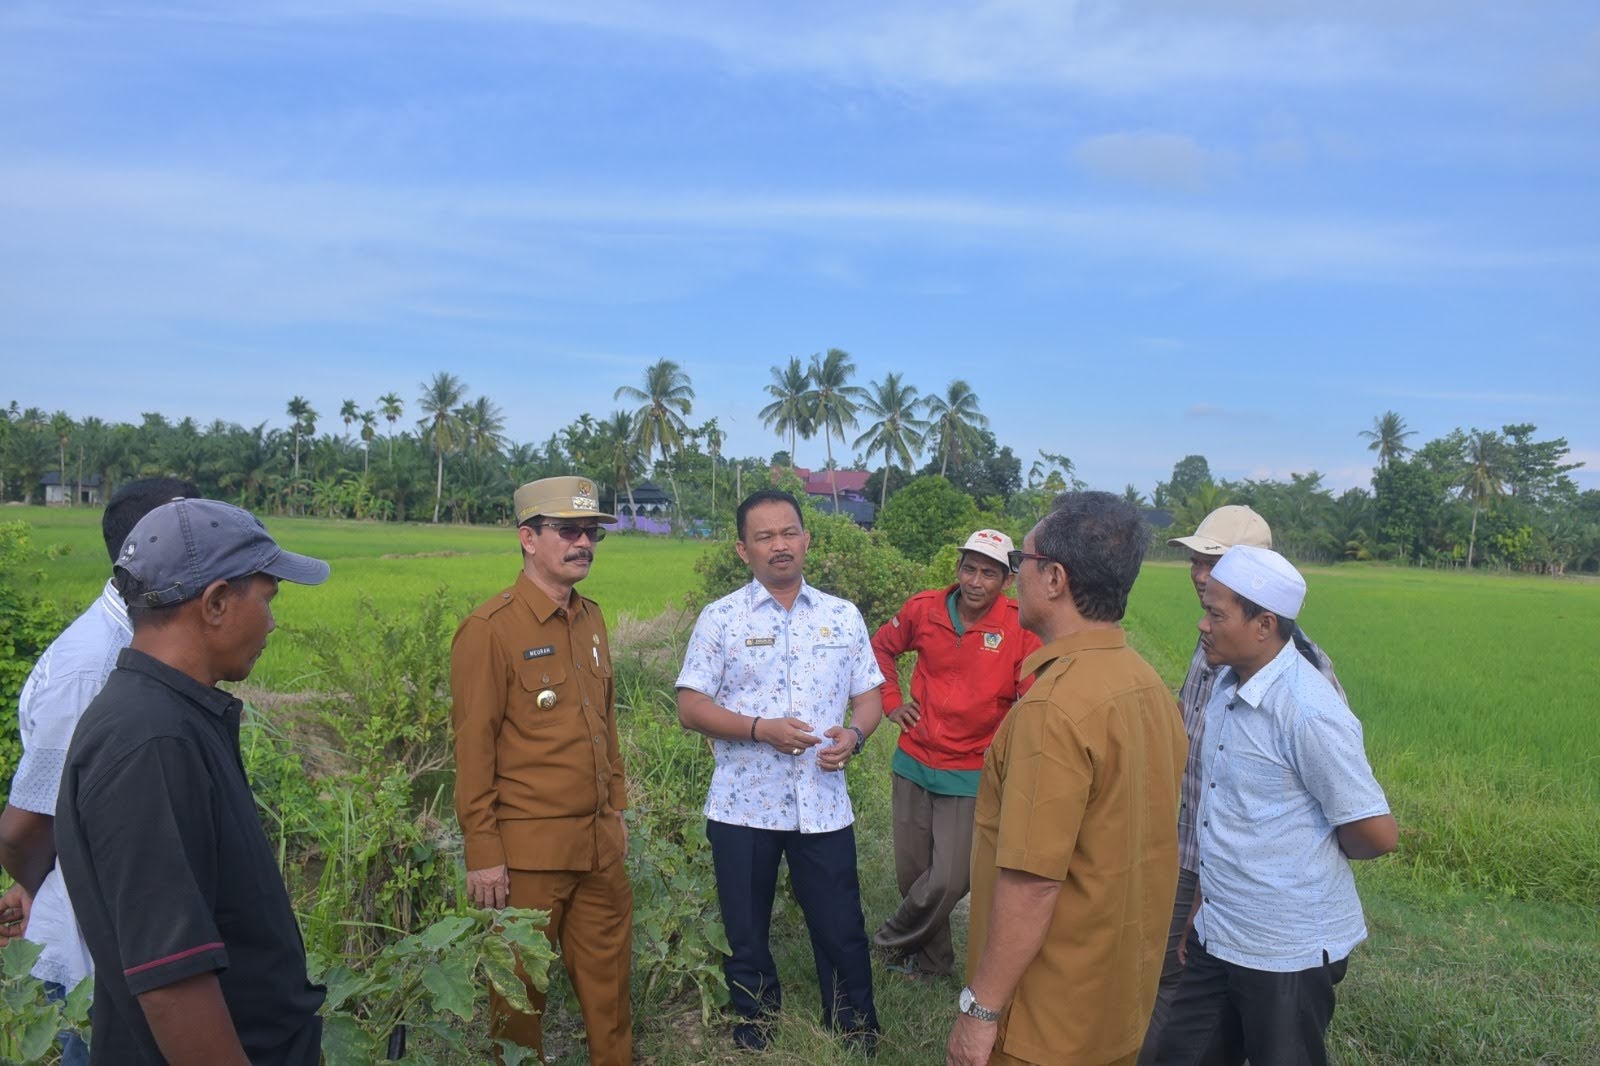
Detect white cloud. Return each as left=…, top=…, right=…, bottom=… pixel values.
left=1073, top=131, right=1230, bottom=190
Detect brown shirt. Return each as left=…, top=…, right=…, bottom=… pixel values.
left=967, top=627, right=1186, bottom=1065
left=451, top=572, right=627, bottom=873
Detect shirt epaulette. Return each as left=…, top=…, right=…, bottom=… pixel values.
left=468, top=587, right=518, bottom=622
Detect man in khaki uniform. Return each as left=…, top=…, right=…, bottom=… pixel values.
left=451, top=476, right=631, bottom=1064
left=947, top=492, right=1186, bottom=1066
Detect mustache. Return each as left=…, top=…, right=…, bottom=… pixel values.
left=564, top=549, right=594, bottom=563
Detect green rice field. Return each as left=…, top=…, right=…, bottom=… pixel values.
left=9, top=506, right=1599, bottom=1061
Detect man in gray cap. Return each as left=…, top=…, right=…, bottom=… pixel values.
left=1141, top=505, right=1348, bottom=1063
left=53, top=499, right=330, bottom=1066
left=450, top=476, right=632, bottom=1064
left=1153, top=546, right=1395, bottom=1066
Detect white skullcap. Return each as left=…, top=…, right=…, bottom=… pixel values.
left=1210, top=544, right=1306, bottom=620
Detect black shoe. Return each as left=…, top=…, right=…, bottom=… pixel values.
left=733, top=1020, right=770, bottom=1052
left=843, top=1028, right=881, bottom=1058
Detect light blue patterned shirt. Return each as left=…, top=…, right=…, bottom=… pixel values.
left=10, top=579, right=130, bottom=988
left=676, top=579, right=883, bottom=833
left=1193, top=638, right=1389, bottom=972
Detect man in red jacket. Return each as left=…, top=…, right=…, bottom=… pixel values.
left=870, top=529, right=1041, bottom=979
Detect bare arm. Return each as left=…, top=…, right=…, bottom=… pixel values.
left=138, top=972, right=251, bottom=1066
left=1336, top=813, right=1398, bottom=860
left=0, top=805, right=55, bottom=895
left=948, top=867, right=1062, bottom=1066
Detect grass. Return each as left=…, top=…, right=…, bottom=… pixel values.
left=10, top=508, right=1599, bottom=1062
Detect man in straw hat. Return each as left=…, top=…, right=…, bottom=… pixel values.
left=1152, top=545, right=1396, bottom=1066
left=54, top=498, right=330, bottom=1064
left=868, top=528, right=1040, bottom=981
left=1142, top=506, right=1348, bottom=1064
left=450, top=476, right=632, bottom=1063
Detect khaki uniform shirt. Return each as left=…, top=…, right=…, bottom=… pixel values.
left=967, top=628, right=1187, bottom=1065
left=451, top=572, right=627, bottom=873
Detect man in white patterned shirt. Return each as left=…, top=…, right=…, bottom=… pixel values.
left=0, top=477, right=197, bottom=1066
left=676, top=489, right=886, bottom=1054
left=1140, top=506, right=1347, bottom=1065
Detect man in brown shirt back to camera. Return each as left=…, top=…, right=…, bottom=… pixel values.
left=947, top=492, right=1187, bottom=1066
left=450, top=476, right=631, bottom=1064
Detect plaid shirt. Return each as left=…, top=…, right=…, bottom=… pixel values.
left=1176, top=630, right=1345, bottom=873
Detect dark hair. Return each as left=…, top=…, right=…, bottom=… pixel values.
left=1235, top=592, right=1299, bottom=642
left=102, top=478, right=200, bottom=562
left=1033, top=491, right=1148, bottom=622
left=736, top=490, right=804, bottom=541
left=115, top=569, right=260, bottom=630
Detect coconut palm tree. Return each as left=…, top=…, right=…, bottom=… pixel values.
left=359, top=410, right=377, bottom=475
left=1461, top=429, right=1508, bottom=568
left=804, top=348, right=866, bottom=511
left=339, top=398, right=359, bottom=435
left=459, top=396, right=508, bottom=459
left=615, top=359, right=695, bottom=526
left=600, top=410, right=643, bottom=522
left=1359, top=410, right=1416, bottom=469
left=925, top=379, right=989, bottom=478
left=417, top=372, right=468, bottom=523
left=759, top=357, right=814, bottom=471
left=852, top=374, right=929, bottom=509
left=378, top=392, right=404, bottom=464
left=49, top=411, right=73, bottom=505
left=285, top=396, right=313, bottom=491
left=702, top=417, right=725, bottom=529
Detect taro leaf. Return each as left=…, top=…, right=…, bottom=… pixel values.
left=419, top=956, right=475, bottom=1022
left=494, top=1038, right=544, bottom=1066
left=319, top=1014, right=377, bottom=1065
left=705, top=917, right=731, bottom=955
left=415, top=915, right=475, bottom=951
left=480, top=939, right=534, bottom=1014
left=18, top=1015, right=61, bottom=1061
left=322, top=965, right=369, bottom=1012
left=0, top=937, right=46, bottom=977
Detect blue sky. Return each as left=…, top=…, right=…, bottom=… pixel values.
left=3, top=1, right=1597, bottom=495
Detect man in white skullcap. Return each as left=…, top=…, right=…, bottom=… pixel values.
left=1151, top=546, right=1397, bottom=1066
left=1141, top=506, right=1347, bottom=1065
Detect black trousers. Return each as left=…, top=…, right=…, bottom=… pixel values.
left=706, top=819, right=879, bottom=1035
left=1153, top=932, right=1347, bottom=1066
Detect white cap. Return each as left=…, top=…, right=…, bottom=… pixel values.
left=1210, top=545, right=1305, bottom=620
left=958, top=528, right=1014, bottom=569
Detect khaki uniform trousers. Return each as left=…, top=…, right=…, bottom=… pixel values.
left=873, top=773, right=976, bottom=976
left=491, top=857, right=633, bottom=1065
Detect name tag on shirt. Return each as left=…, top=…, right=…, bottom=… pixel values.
left=523, top=646, right=555, bottom=660
left=745, top=636, right=776, bottom=647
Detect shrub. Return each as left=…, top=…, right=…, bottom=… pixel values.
left=0, top=938, right=90, bottom=1063
left=0, top=521, right=68, bottom=796
left=873, top=477, right=981, bottom=565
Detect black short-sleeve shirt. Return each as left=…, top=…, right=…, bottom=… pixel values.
left=54, top=648, right=324, bottom=1065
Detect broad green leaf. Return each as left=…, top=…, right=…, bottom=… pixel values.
left=319, top=1014, right=376, bottom=1065
left=415, top=914, right=475, bottom=951
left=480, top=940, right=533, bottom=1014
left=18, top=1014, right=60, bottom=1060
left=64, top=975, right=93, bottom=1026
left=0, top=937, right=46, bottom=977
left=419, top=955, right=474, bottom=1022
left=322, top=965, right=370, bottom=1012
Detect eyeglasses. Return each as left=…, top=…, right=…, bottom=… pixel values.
left=536, top=523, right=606, bottom=543
left=1007, top=550, right=1054, bottom=574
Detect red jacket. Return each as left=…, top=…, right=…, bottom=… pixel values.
left=871, top=585, right=1041, bottom=772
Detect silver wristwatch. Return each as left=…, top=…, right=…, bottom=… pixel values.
left=958, top=986, right=1000, bottom=1022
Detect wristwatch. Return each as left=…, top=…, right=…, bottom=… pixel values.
left=847, top=724, right=866, bottom=755
left=958, top=986, right=1000, bottom=1022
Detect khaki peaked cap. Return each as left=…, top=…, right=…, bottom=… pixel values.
left=514, top=476, right=617, bottom=524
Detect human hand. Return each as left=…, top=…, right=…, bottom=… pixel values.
left=818, top=726, right=857, bottom=772
left=946, top=1012, right=997, bottom=1066
left=754, top=716, right=821, bottom=757
left=887, top=701, right=921, bottom=730
left=0, top=882, right=32, bottom=946
left=467, top=864, right=510, bottom=910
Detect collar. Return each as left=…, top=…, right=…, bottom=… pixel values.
left=115, top=647, right=241, bottom=720
left=516, top=571, right=584, bottom=624
left=1019, top=626, right=1126, bottom=678
left=1232, top=638, right=1300, bottom=709
left=97, top=578, right=131, bottom=635
left=746, top=577, right=814, bottom=612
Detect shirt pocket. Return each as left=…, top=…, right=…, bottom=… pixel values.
left=516, top=658, right=575, bottom=727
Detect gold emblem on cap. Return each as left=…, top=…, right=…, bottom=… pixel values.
left=536, top=689, right=557, bottom=710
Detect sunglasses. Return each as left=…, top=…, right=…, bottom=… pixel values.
left=1007, top=550, right=1054, bottom=574
left=536, top=523, right=606, bottom=543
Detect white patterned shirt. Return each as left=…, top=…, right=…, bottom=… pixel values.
left=10, top=579, right=130, bottom=988
left=676, top=579, right=883, bottom=833
left=1193, top=639, right=1389, bottom=972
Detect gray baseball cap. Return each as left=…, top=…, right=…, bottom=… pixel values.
left=115, top=498, right=330, bottom=608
